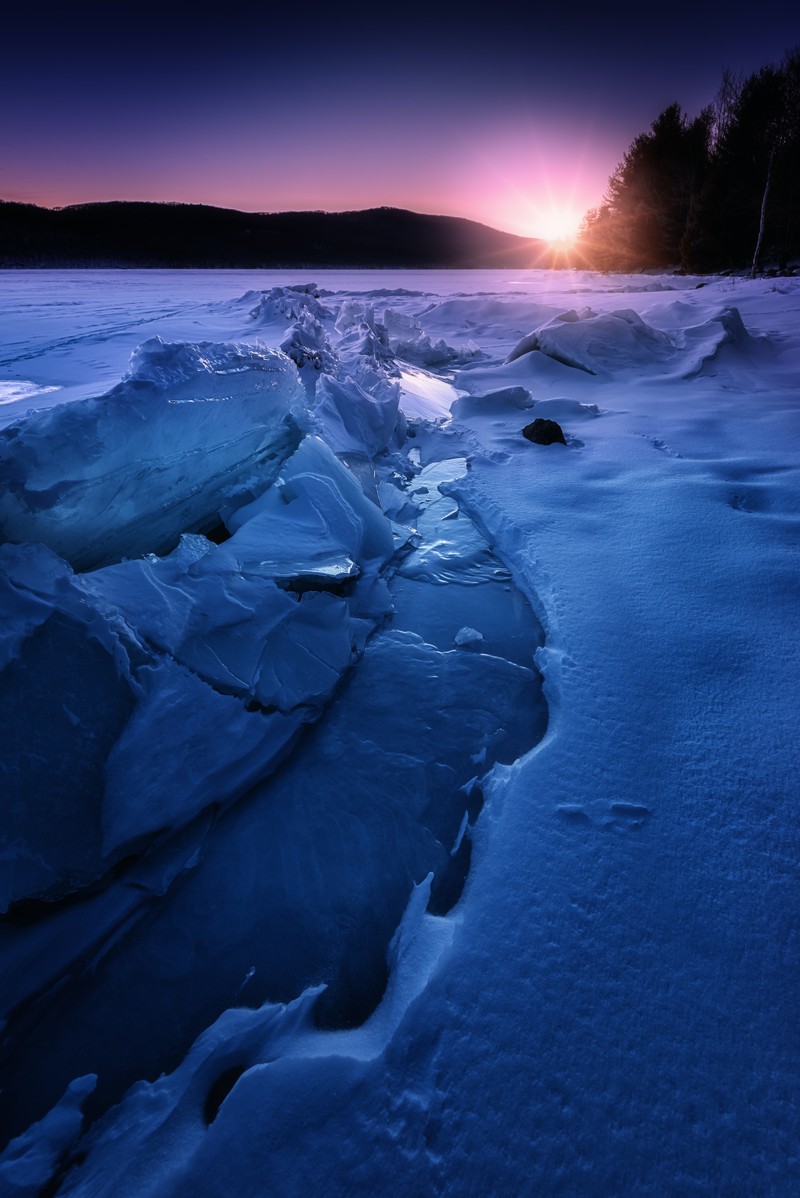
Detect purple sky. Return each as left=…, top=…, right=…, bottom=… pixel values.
left=3, top=1, right=797, bottom=237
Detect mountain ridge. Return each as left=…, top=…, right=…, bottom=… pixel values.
left=0, top=200, right=551, bottom=268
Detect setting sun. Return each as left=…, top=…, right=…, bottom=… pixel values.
left=497, top=191, right=585, bottom=245
left=537, top=210, right=582, bottom=245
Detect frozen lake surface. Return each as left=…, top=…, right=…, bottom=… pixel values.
left=1, top=268, right=798, bottom=1196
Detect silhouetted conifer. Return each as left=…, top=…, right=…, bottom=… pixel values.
left=582, top=50, right=800, bottom=274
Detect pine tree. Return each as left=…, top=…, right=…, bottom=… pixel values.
left=682, top=49, right=800, bottom=273
left=578, top=104, right=711, bottom=270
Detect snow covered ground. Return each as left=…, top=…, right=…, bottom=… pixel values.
left=0, top=268, right=798, bottom=1196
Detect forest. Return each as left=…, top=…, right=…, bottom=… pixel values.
left=577, top=48, right=800, bottom=273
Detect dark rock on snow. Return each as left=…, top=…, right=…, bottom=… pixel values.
left=522, top=418, right=567, bottom=446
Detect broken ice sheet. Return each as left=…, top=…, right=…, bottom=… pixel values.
left=0, top=339, right=306, bottom=570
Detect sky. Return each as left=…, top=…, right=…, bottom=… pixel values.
left=2, top=1, right=797, bottom=239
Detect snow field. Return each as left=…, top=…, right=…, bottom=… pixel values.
left=0, top=269, right=798, bottom=1196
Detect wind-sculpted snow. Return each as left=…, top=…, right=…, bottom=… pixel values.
left=450, top=385, right=534, bottom=418
left=677, top=305, right=769, bottom=376
left=0, top=338, right=306, bottom=570
left=507, top=307, right=674, bottom=375
left=37, top=879, right=452, bottom=1198
left=506, top=303, right=765, bottom=381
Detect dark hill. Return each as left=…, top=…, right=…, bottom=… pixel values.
left=0, top=201, right=551, bottom=268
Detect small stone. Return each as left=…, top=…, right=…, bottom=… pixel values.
left=522, top=418, right=567, bottom=446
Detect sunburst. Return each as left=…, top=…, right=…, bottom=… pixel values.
left=537, top=209, right=582, bottom=246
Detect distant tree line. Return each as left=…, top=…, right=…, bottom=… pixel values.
left=578, top=48, right=800, bottom=274
left=0, top=202, right=551, bottom=269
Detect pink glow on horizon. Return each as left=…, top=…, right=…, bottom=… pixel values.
left=4, top=3, right=792, bottom=249
left=7, top=117, right=617, bottom=240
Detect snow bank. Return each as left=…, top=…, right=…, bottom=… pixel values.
left=679, top=304, right=769, bottom=376
left=507, top=307, right=674, bottom=375
left=450, top=385, right=533, bottom=417
left=506, top=303, right=766, bottom=382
